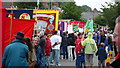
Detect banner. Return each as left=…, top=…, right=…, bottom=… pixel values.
left=2, top=9, right=35, bottom=54
left=33, top=10, right=59, bottom=35
left=68, top=25, right=73, bottom=33
left=85, top=19, right=94, bottom=33
left=58, top=21, right=64, bottom=31
left=59, top=19, right=71, bottom=32
left=7, top=9, right=33, bottom=19
left=70, top=21, right=85, bottom=31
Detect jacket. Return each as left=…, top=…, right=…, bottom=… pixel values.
left=45, top=38, right=51, bottom=56
left=75, top=36, right=83, bottom=55
left=2, top=39, right=29, bottom=67
left=96, top=47, right=107, bottom=60
left=82, top=33, right=98, bottom=54
left=36, top=46, right=44, bottom=65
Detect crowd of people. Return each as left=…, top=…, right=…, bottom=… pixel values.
left=2, top=16, right=120, bottom=68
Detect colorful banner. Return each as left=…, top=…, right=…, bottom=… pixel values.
left=2, top=9, right=35, bottom=54
left=7, top=9, right=33, bottom=19
left=85, top=19, right=94, bottom=33
left=68, top=25, right=73, bottom=33
left=70, top=21, right=85, bottom=31
left=59, top=19, right=71, bottom=31
left=33, top=10, right=59, bottom=35
left=58, top=21, right=64, bottom=31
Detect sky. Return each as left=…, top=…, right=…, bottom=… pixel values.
left=74, top=0, right=114, bottom=11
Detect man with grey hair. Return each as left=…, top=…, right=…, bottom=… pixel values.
left=112, top=16, right=120, bottom=54
left=111, top=16, right=120, bottom=67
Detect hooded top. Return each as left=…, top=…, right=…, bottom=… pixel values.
left=82, top=32, right=97, bottom=54
left=87, top=32, right=93, bottom=39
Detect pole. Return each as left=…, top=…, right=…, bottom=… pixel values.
left=37, top=0, right=40, bottom=9
left=10, top=14, right=13, bottom=43
left=50, top=0, right=52, bottom=9
left=10, top=0, right=14, bottom=43
left=12, top=0, right=14, bottom=8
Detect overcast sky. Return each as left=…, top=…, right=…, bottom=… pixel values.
left=74, top=0, right=114, bottom=11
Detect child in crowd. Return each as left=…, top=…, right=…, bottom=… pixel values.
left=96, top=43, right=107, bottom=68
left=79, top=48, right=85, bottom=68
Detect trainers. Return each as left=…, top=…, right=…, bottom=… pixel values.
left=55, top=64, right=61, bottom=66
left=50, top=63, right=54, bottom=66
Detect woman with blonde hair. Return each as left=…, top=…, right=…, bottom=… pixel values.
left=24, top=37, right=37, bottom=68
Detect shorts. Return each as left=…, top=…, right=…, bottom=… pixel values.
left=85, top=54, right=94, bottom=65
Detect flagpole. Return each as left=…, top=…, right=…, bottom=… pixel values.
left=12, top=0, right=14, bottom=8
left=10, top=0, right=14, bottom=43
left=37, top=0, right=40, bottom=9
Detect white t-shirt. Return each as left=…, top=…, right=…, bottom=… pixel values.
left=50, top=35, right=62, bottom=49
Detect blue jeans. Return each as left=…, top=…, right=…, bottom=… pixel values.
left=40, top=57, right=45, bottom=68
left=43, top=56, right=49, bottom=66
left=35, top=46, right=45, bottom=68
left=49, top=49, right=60, bottom=65
left=63, top=45, right=68, bottom=59
left=76, top=55, right=86, bottom=68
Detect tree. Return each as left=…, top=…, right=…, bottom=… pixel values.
left=94, top=15, right=106, bottom=26
left=81, top=5, right=92, bottom=12
left=14, top=2, right=44, bottom=9
left=94, top=2, right=120, bottom=30
left=60, top=2, right=82, bottom=20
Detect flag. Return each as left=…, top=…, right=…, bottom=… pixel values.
left=7, top=10, right=33, bottom=19
left=89, top=19, right=94, bottom=33
left=58, top=21, right=65, bottom=31
left=37, top=0, right=40, bottom=6
left=85, top=20, right=90, bottom=29
left=85, top=19, right=94, bottom=33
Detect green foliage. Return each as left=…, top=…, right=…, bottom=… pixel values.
left=60, top=2, right=82, bottom=20
left=81, top=5, right=92, bottom=12
left=14, top=2, right=43, bottom=9
left=78, top=18, right=87, bottom=22
left=94, top=2, right=120, bottom=30
left=94, top=15, right=106, bottom=26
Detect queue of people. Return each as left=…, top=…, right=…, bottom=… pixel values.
left=2, top=16, right=120, bottom=68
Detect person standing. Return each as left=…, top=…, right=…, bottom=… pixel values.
left=49, top=31, right=62, bottom=66
left=32, top=37, right=42, bottom=68
left=44, top=33, right=51, bottom=68
left=111, top=16, right=120, bottom=68
left=67, top=33, right=76, bottom=61
left=24, top=37, right=37, bottom=68
left=60, top=31, right=68, bottom=59
left=82, top=32, right=98, bottom=68
left=96, top=43, right=107, bottom=68
left=2, top=32, right=29, bottom=68
left=75, top=33, right=85, bottom=68
left=36, top=32, right=46, bottom=68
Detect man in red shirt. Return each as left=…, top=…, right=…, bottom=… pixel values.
left=44, top=33, right=51, bottom=67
